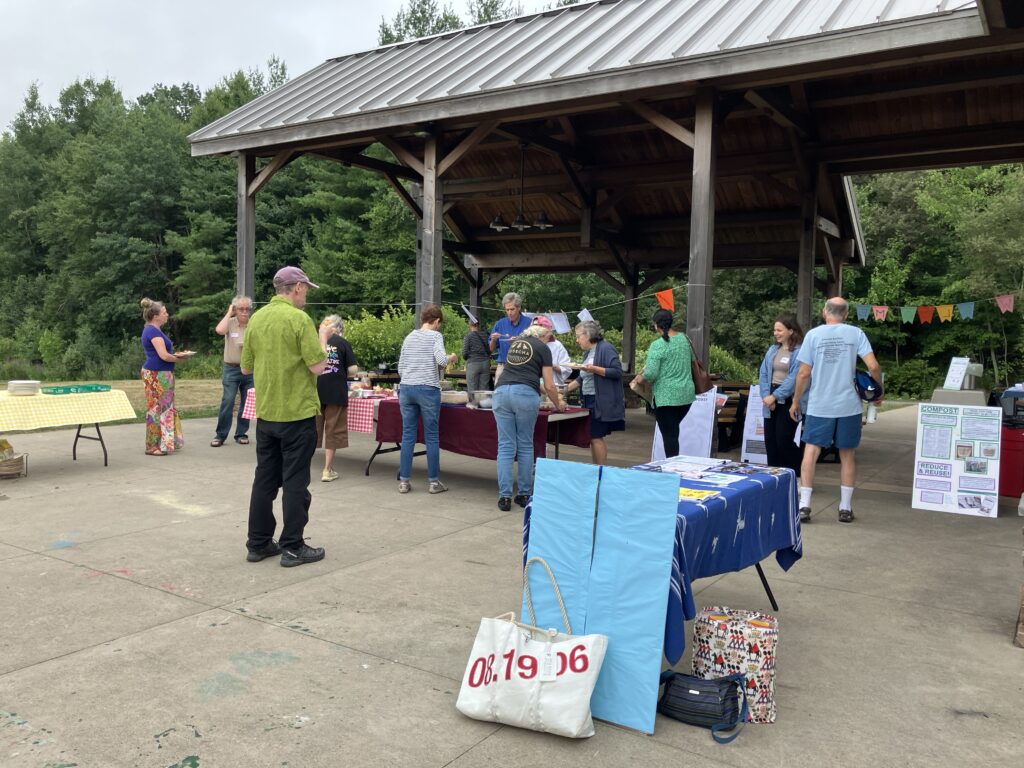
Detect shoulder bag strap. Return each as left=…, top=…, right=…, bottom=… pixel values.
left=710, top=673, right=749, bottom=744
left=523, top=556, right=572, bottom=634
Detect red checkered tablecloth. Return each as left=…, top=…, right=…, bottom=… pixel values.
left=241, top=390, right=392, bottom=435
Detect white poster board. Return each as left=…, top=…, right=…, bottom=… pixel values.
left=942, top=357, right=970, bottom=391
left=912, top=403, right=1002, bottom=517
left=740, top=384, right=768, bottom=464
left=651, top=387, right=717, bottom=460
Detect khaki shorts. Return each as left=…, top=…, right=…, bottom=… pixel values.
left=316, top=404, right=349, bottom=450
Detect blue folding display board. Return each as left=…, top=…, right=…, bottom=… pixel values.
left=522, top=459, right=600, bottom=633
left=524, top=459, right=679, bottom=735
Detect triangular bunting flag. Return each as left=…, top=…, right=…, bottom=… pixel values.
left=900, top=306, right=917, bottom=323
left=655, top=289, right=675, bottom=311
left=936, top=304, right=954, bottom=322
left=996, top=294, right=1015, bottom=313
left=872, top=305, right=889, bottom=321
left=918, top=305, right=935, bottom=324
left=956, top=302, right=975, bottom=319
left=856, top=304, right=870, bottom=321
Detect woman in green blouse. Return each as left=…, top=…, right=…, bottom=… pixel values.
left=631, top=309, right=695, bottom=458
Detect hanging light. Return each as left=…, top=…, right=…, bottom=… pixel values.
left=489, top=143, right=551, bottom=233
left=490, top=213, right=509, bottom=231
left=533, top=211, right=552, bottom=230
left=511, top=212, right=530, bottom=232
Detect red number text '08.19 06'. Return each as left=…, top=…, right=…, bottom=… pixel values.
left=467, top=644, right=589, bottom=687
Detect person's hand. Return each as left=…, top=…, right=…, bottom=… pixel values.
left=490, top=332, right=500, bottom=342
left=763, top=394, right=776, bottom=411
left=631, top=375, right=643, bottom=387
left=789, top=402, right=801, bottom=422
left=555, top=398, right=567, bottom=413
left=227, top=303, right=236, bottom=317
left=447, top=353, right=458, bottom=365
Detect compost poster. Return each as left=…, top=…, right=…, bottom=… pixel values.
left=913, top=403, right=1002, bottom=517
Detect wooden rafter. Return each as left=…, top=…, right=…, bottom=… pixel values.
left=744, top=89, right=808, bottom=138
left=494, top=126, right=585, bottom=165
left=624, top=100, right=695, bottom=148
left=248, top=149, right=297, bottom=197
left=379, top=136, right=425, bottom=176
left=438, top=120, right=499, bottom=177
left=383, top=173, right=421, bottom=218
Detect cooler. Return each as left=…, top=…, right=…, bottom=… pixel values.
left=1000, top=426, right=1024, bottom=498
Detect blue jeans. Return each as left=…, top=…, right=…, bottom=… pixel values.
left=492, top=384, right=540, bottom=498
left=215, top=364, right=253, bottom=441
left=399, top=385, right=441, bottom=482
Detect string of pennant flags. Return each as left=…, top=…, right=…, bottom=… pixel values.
left=851, top=292, right=1018, bottom=324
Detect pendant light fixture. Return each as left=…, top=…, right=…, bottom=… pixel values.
left=489, top=143, right=550, bottom=232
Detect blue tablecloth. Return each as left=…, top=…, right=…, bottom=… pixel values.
left=663, top=467, right=802, bottom=664
left=522, top=463, right=802, bottom=666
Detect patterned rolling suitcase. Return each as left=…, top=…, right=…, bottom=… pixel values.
left=692, top=606, right=778, bottom=723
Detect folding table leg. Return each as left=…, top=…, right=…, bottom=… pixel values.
left=754, top=562, right=780, bottom=612
left=73, top=423, right=109, bottom=466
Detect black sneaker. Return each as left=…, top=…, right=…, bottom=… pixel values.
left=497, top=497, right=512, bottom=512
left=799, top=507, right=811, bottom=523
left=246, top=540, right=282, bottom=562
left=280, top=544, right=326, bottom=567
left=838, top=508, right=855, bottom=523
left=513, top=494, right=530, bottom=509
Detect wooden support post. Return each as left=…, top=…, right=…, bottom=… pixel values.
left=622, top=272, right=639, bottom=374
left=236, top=153, right=256, bottom=298
left=797, top=166, right=820, bottom=330
left=686, top=87, right=719, bottom=364
left=417, top=138, right=444, bottom=319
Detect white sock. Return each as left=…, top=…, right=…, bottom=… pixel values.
left=799, top=487, right=812, bottom=508
left=840, top=485, right=854, bottom=510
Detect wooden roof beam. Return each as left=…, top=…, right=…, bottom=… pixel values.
left=248, top=150, right=298, bottom=197
left=743, top=89, right=808, bottom=139
left=379, top=136, right=425, bottom=176
left=437, top=120, right=500, bottom=177
left=623, top=100, right=695, bottom=148
left=494, top=126, right=586, bottom=165
left=383, top=173, right=421, bottom=218
left=977, top=0, right=1008, bottom=33
left=315, top=149, right=421, bottom=181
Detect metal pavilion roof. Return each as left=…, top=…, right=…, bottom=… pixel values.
left=189, top=0, right=984, bottom=153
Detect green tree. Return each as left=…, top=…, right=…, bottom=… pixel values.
left=379, top=0, right=463, bottom=44
left=467, top=0, right=523, bottom=25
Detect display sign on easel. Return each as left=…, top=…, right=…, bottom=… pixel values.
left=942, top=357, right=970, bottom=391
left=651, top=387, right=717, bottom=460
left=912, top=403, right=1002, bottom=518
left=741, top=384, right=768, bottom=464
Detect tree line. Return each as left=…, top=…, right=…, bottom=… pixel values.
left=0, top=0, right=1020, bottom=395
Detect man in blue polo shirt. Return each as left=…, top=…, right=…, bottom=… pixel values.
left=789, top=297, right=883, bottom=525
left=489, top=291, right=532, bottom=380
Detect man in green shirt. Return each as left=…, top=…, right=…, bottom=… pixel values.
left=241, top=266, right=328, bottom=567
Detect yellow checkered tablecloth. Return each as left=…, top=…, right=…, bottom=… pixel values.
left=0, top=390, right=137, bottom=432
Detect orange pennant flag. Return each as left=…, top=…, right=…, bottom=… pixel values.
left=936, top=304, right=954, bottom=322
left=655, top=289, right=675, bottom=311
left=917, top=305, right=936, bottom=324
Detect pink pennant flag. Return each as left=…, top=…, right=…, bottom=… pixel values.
left=917, top=306, right=935, bottom=324
left=995, top=294, right=1015, bottom=313
left=872, top=305, right=889, bottom=321
left=936, top=304, right=954, bottom=322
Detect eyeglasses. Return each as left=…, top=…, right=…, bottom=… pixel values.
left=236, top=307, right=252, bottom=312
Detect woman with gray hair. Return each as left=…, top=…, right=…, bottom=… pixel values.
left=566, top=319, right=625, bottom=464
left=212, top=295, right=254, bottom=447
left=315, top=314, right=358, bottom=482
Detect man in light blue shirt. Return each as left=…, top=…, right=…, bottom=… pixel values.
left=489, top=291, right=532, bottom=380
left=790, top=297, right=883, bottom=524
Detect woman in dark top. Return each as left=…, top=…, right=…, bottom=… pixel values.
left=461, top=319, right=492, bottom=396
left=140, top=297, right=187, bottom=456
left=492, top=324, right=565, bottom=511
left=565, top=319, right=624, bottom=465
left=316, top=314, right=358, bottom=482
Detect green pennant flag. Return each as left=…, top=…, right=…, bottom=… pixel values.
left=900, top=306, right=916, bottom=323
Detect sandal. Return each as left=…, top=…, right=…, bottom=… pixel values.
left=146, top=449, right=167, bottom=456
left=235, top=436, right=250, bottom=445
left=210, top=438, right=224, bottom=447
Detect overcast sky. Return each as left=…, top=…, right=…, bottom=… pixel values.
left=1, top=0, right=548, bottom=133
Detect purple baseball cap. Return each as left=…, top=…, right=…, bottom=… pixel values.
left=272, top=266, right=319, bottom=289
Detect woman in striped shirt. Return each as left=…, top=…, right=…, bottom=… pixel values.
left=397, top=304, right=457, bottom=495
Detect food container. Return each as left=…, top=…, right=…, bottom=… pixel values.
left=467, top=390, right=494, bottom=409
left=7, top=380, right=41, bottom=396
left=440, top=390, right=469, bottom=405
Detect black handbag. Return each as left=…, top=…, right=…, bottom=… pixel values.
left=657, top=671, right=748, bottom=743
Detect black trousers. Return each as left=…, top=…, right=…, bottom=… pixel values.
left=655, top=403, right=692, bottom=459
left=763, top=397, right=803, bottom=476
left=247, top=416, right=317, bottom=552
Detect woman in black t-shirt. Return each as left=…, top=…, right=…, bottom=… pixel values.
left=316, top=315, right=358, bottom=482
left=491, top=325, right=566, bottom=511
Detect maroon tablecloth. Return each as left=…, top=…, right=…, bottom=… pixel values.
left=375, top=400, right=590, bottom=460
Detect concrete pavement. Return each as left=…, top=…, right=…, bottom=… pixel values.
left=0, top=405, right=1021, bottom=767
